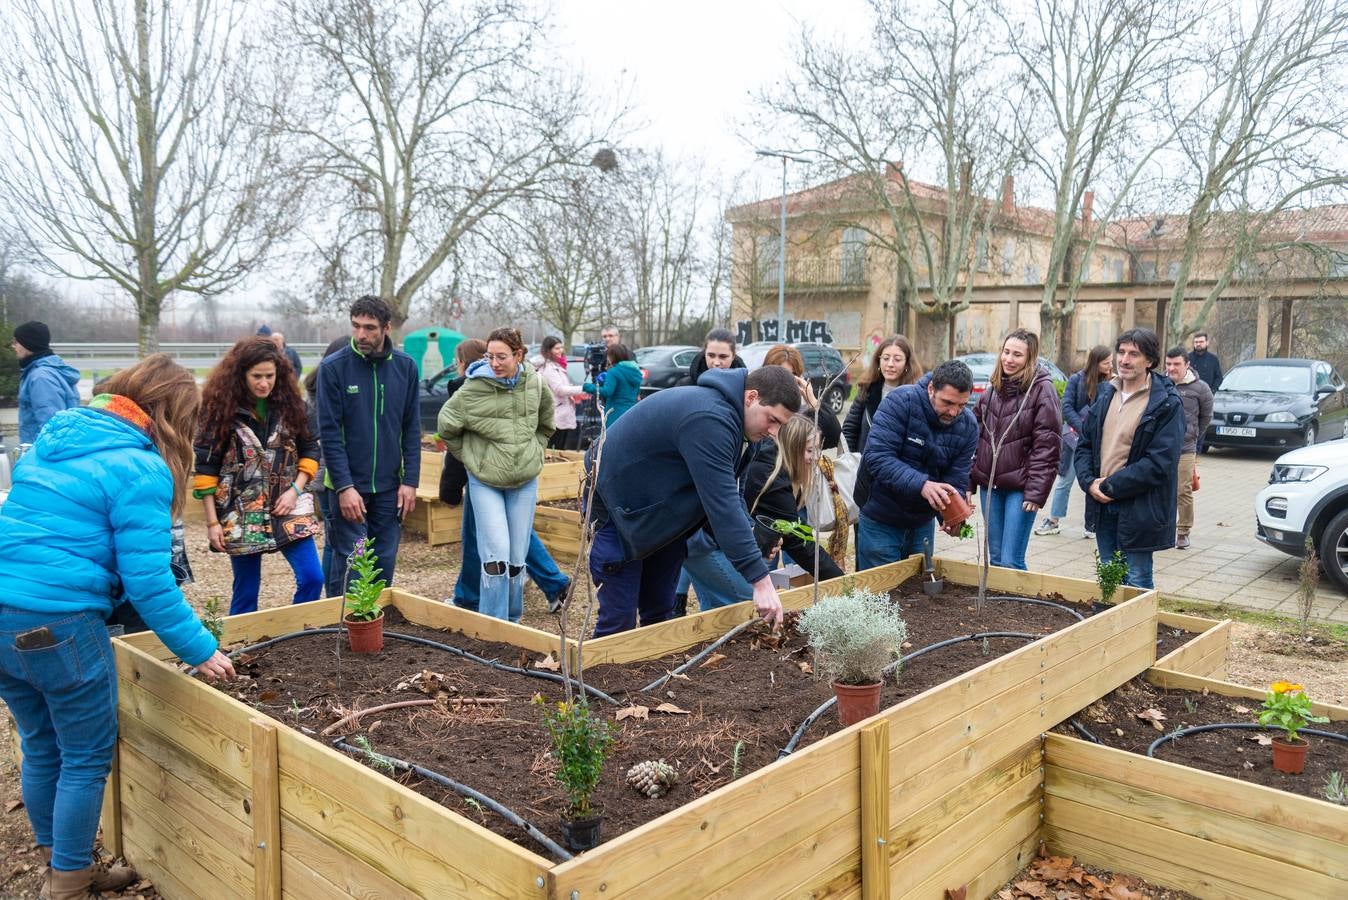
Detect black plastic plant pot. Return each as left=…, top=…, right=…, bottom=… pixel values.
left=560, top=811, right=603, bottom=851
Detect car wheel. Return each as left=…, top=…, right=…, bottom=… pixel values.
left=1318, top=508, right=1348, bottom=595
left=824, top=385, right=846, bottom=415
left=1303, top=423, right=1318, bottom=446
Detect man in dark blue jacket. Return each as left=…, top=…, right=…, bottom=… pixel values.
left=858, top=360, right=979, bottom=570
left=586, top=365, right=800, bottom=636
left=1074, top=328, right=1183, bottom=589
left=316, top=296, right=421, bottom=597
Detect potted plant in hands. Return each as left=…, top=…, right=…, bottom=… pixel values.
left=1258, top=681, right=1330, bottom=774
left=797, top=588, right=908, bottom=726
left=536, top=697, right=614, bottom=851
left=343, top=538, right=387, bottom=653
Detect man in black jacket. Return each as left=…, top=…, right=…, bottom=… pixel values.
left=316, top=296, right=421, bottom=597
left=1186, top=332, right=1222, bottom=392
left=1074, top=329, right=1183, bottom=589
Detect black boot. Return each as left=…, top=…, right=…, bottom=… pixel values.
left=673, top=593, right=689, bottom=617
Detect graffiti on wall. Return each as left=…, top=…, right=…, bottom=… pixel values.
left=736, top=319, right=834, bottom=345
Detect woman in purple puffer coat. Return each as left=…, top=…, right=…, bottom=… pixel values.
left=970, top=329, right=1062, bottom=570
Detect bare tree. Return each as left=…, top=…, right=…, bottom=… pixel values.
left=755, top=0, right=1025, bottom=359
left=1006, top=0, right=1198, bottom=362
left=0, top=0, right=301, bottom=354
left=276, top=0, right=621, bottom=333
left=1162, top=0, right=1348, bottom=340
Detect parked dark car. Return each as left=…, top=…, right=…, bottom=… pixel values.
left=741, top=341, right=852, bottom=414
left=952, top=353, right=1068, bottom=396
left=1206, top=358, right=1348, bottom=451
left=634, top=344, right=700, bottom=396
left=418, top=357, right=592, bottom=435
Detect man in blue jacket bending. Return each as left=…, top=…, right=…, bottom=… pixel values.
left=13, top=321, right=81, bottom=444
left=317, top=296, right=421, bottom=597
left=858, top=360, right=979, bottom=570
left=586, top=365, right=800, bottom=637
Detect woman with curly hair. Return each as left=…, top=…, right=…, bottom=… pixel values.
left=194, top=336, right=323, bottom=615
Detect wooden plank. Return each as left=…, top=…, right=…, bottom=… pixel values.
left=1043, top=824, right=1272, bottom=900
left=1144, top=668, right=1348, bottom=721
left=120, top=789, right=250, bottom=898
left=120, top=759, right=253, bottom=877
left=391, top=589, right=562, bottom=657
left=118, top=720, right=250, bottom=825
left=899, top=799, right=1041, bottom=900
left=252, top=719, right=282, bottom=900
left=1156, top=610, right=1223, bottom=633
left=117, top=675, right=252, bottom=787
left=1045, top=763, right=1348, bottom=880
left=860, top=720, right=890, bottom=900
left=933, top=826, right=1040, bottom=900
left=1044, top=733, right=1348, bottom=846
left=122, top=830, right=232, bottom=900
left=934, top=557, right=1154, bottom=605
left=102, top=741, right=123, bottom=859
left=118, top=740, right=251, bottom=852
left=281, top=817, right=411, bottom=900
left=1045, top=793, right=1345, bottom=897
left=1154, top=619, right=1231, bottom=676
left=275, top=727, right=547, bottom=899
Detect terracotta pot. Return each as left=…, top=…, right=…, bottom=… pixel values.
left=941, top=492, right=973, bottom=529
left=560, top=811, right=603, bottom=851
left=833, top=681, right=883, bottom=727
left=1271, top=735, right=1308, bottom=774
left=345, top=611, right=384, bottom=653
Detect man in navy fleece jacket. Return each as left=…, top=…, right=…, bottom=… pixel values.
left=586, top=366, right=800, bottom=636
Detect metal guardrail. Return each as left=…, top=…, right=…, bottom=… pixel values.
left=52, top=342, right=329, bottom=359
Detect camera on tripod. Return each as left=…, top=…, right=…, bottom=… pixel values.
left=584, top=341, right=608, bottom=380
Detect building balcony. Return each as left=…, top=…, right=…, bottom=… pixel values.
left=755, top=255, right=870, bottom=293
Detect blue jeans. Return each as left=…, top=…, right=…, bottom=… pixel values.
left=1048, top=471, right=1073, bottom=520
left=590, top=523, right=686, bottom=637
left=683, top=548, right=752, bottom=611
left=856, top=513, right=934, bottom=570
left=318, top=491, right=337, bottom=593
left=467, top=474, right=538, bottom=622
left=0, top=607, right=118, bottom=871
left=324, top=489, right=405, bottom=598
left=453, top=491, right=569, bottom=613
left=1094, top=506, right=1155, bottom=590
left=981, top=487, right=1036, bottom=571
left=228, top=538, right=325, bottom=615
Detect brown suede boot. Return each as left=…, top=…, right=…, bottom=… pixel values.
left=89, top=854, right=138, bottom=892
left=41, top=856, right=137, bottom=899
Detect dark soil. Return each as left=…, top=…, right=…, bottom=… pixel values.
left=1153, top=625, right=1201, bottom=661
left=538, top=498, right=580, bottom=511
left=998, top=850, right=1199, bottom=899
left=220, top=583, right=1104, bottom=856
left=1055, top=675, right=1348, bottom=803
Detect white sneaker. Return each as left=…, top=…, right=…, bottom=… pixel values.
left=1033, top=518, right=1061, bottom=536
left=1082, top=529, right=1095, bottom=539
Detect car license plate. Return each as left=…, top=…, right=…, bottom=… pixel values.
left=1217, top=426, right=1256, bottom=437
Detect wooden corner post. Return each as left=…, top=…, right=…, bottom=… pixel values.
left=250, top=719, right=281, bottom=900
left=101, top=741, right=123, bottom=859
left=860, top=719, right=891, bottom=900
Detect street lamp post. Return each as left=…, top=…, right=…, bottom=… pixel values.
left=755, top=149, right=809, bottom=342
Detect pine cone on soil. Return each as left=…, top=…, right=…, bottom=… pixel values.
left=626, top=759, right=678, bottom=799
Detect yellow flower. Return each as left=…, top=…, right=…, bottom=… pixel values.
left=1288, top=683, right=1305, bottom=693
left=1270, top=680, right=1296, bottom=694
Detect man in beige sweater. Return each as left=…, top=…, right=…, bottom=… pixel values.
left=1073, top=328, right=1184, bottom=590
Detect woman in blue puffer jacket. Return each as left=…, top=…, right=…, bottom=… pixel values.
left=0, top=354, right=235, bottom=899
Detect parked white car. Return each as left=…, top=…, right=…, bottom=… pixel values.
left=1254, top=440, right=1348, bottom=594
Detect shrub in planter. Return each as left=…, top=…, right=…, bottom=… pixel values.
left=1094, top=550, right=1128, bottom=604
left=1257, top=680, right=1329, bottom=774
left=344, top=538, right=387, bottom=652
left=797, top=588, right=908, bottom=726
left=536, top=697, right=614, bottom=851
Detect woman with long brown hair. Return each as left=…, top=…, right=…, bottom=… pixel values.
left=843, top=335, right=922, bottom=455
left=0, top=354, right=234, bottom=898
left=194, top=336, right=322, bottom=615
left=1035, top=344, right=1113, bottom=538
left=970, top=329, right=1062, bottom=570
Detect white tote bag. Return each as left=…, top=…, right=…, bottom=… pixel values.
left=806, top=434, right=861, bottom=531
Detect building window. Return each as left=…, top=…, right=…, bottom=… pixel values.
left=757, top=237, right=779, bottom=287
left=1330, top=252, right=1348, bottom=278
left=1138, top=261, right=1157, bottom=283
left=1001, top=238, right=1015, bottom=276
left=840, top=227, right=866, bottom=284
left=1167, top=261, right=1180, bottom=280
left=1113, top=259, right=1125, bottom=281
left=975, top=235, right=989, bottom=272
left=1024, top=263, right=1040, bottom=285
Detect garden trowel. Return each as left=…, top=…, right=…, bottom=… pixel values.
left=922, top=547, right=944, bottom=597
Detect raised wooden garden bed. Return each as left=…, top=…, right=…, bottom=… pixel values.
left=1153, top=611, right=1231, bottom=679
left=1043, top=668, right=1348, bottom=899
left=101, top=555, right=1172, bottom=898
left=406, top=449, right=584, bottom=546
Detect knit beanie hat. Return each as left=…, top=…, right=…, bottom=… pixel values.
left=13, top=321, right=51, bottom=354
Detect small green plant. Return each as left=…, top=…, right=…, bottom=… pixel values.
left=289, top=698, right=302, bottom=718
left=731, top=740, right=745, bottom=780
left=1323, top=771, right=1347, bottom=805
left=980, top=636, right=991, bottom=656
left=1258, top=681, right=1329, bottom=743
left=463, top=797, right=486, bottom=816
left=1182, top=697, right=1199, bottom=714
left=345, top=538, right=387, bottom=621
left=797, top=588, right=908, bottom=686
left=1094, top=550, right=1128, bottom=604
left=759, top=516, right=815, bottom=544
left=201, top=595, right=224, bottom=643
left=1297, top=537, right=1320, bottom=637
left=350, top=735, right=394, bottom=774
left=957, top=521, right=975, bottom=540
left=535, top=698, right=614, bottom=819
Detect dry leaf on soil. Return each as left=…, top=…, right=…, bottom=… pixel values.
left=797, top=661, right=813, bottom=674
left=698, top=652, right=727, bottom=669
left=654, top=702, right=691, bottom=715
left=1247, top=733, right=1273, bottom=746
left=1134, top=708, right=1167, bottom=731
left=615, top=705, right=649, bottom=721
left=1014, top=880, right=1050, bottom=898
left=5, top=799, right=23, bottom=813
left=534, top=653, right=561, bottom=672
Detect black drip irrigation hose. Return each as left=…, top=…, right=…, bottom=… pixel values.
left=777, top=631, right=1041, bottom=758
left=640, top=619, right=759, bottom=695
left=1068, top=718, right=1102, bottom=743
left=1146, top=723, right=1348, bottom=757
left=229, top=627, right=621, bottom=707
left=331, top=737, right=573, bottom=862
left=983, top=595, right=1086, bottom=622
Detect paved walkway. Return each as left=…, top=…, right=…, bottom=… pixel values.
left=931, top=449, right=1348, bottom=624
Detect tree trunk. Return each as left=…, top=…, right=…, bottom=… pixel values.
left=137, top=301, right=161, bottom=356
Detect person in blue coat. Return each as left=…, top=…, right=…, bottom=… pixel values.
left=0, top=354, right=235, bottom=898
left=857, top=360, right=979, bottom=570
left=584, top=343, right=642, bottom=427
left=1073, top=328, right=1184, bottom=589
left=13, top=321, right=81, bottom=444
